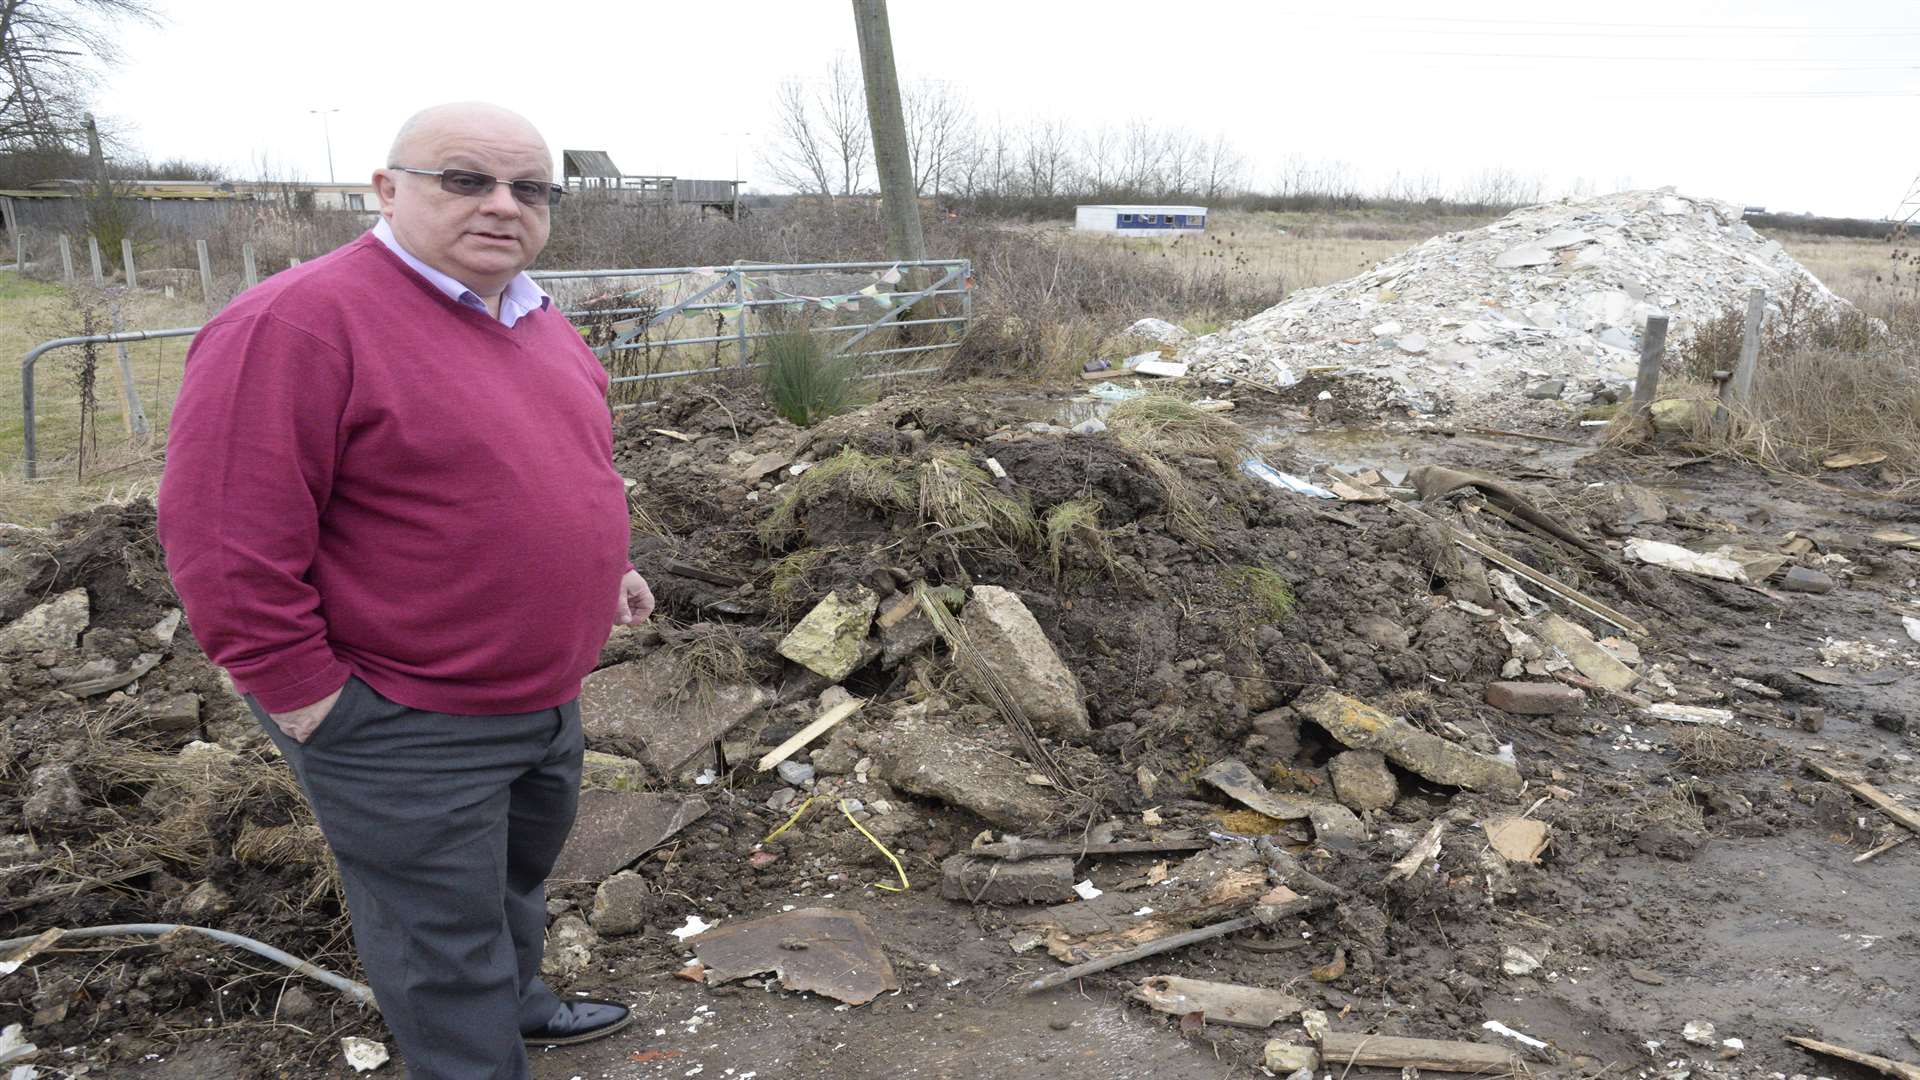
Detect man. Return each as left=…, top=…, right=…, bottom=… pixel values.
left=157, top=102, right=652, bottom=1079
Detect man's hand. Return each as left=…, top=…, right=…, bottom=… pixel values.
left=269, top=684, right=344, bottom=744
left=617, top=570, right=655, bottom=626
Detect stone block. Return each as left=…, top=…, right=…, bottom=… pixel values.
left=589, top=871, right=650, bottom=935
left=958, top=586, right=1090, bottom=740
left=940, top=854, right=1077, bottom=904
left=0, top=588, right=88, bottom=655
left=777, top=588, right=880, bottom=681
left=1327, top=749, right=1397, bottom=812
left=1486, top=681, right=1586, bottom=715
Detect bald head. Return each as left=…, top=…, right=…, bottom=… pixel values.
left=386, top=102, right=551, bottom=174
left=373, top=102, right=557, bottom=306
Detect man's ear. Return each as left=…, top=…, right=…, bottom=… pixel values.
left=372, top=169, right=398, bottom=214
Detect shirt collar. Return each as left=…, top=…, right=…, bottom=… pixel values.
left=371, top=218, right=550, bottom=327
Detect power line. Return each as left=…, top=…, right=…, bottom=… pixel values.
left=1375, top=50, right=1920, bottom=62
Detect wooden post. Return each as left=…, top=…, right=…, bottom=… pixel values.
left=120, top=237, right=137, bottom=289
left=88, top=236, right=104, bottom=285
left=1730, top=287, right=1765, bottom=407
left=1629, top=314, right=1669, bottom=418
left=58, top=235, right=74, bottom=281
left=851, top=0, right=929, bottom=266
left=241, top=243, right=258, bottom=289
left=195, top=238, right=214, bottom=309
left=109, top=301, right=151, bottom=440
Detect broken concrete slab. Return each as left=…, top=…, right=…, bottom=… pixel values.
left=777, top=587, right=880, bottom=681
left=1484, top=817, right=1550, bottom=864
left=0, top=588, right=88, bottom=655
left=958, top=585, right=1091, bottom=740
left=1327, top=750, right=1397, bottom=812
left=55, top=652, right=161, bottom=697
left=549, top=791, right=708, bottom=882
left=690, top=908, right=898, bottom=1005
left=1485, top=681, right=1585, bottom=715
left=940, top=854, right=1076, bottom=904
left=579, top=651, right=770, bottom=773
left=1265, top=1041, right=1320, bottom=1073
left=878, top=609, right=937, bottom=668
left=1295, top=688, right=1523, bottom=795
left=1133, top=975, right=1302, bottom=1029
left=1493, top=244, right=1553, bottom=269
left=1533, top=613, right=1638, bottom=692
left=1199, top=759, right=1319, bottom=820
left=874, top=709, right=1063, bottom=830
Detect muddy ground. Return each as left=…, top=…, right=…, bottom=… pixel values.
left=2, top=377, right=1916, bottom=1080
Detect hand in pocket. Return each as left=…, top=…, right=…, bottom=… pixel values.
left=269, top=683, right=346, bottom=744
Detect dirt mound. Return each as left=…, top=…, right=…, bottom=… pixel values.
left=1181, top=189, right=1848, bottom=416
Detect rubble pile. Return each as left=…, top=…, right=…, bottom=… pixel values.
left=3, top=379, right=1916, bottom=1078
left=1180, top=189, right=1846, bottom=413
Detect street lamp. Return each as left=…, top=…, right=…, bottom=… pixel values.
left=722, top=130, right=752, bottom=222
left=309, top=108, right=340, bottom=184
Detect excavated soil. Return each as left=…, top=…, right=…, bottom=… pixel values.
left=2, top=378, right=1916, bottom=1080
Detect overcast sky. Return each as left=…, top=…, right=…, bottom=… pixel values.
left=92, top=1, right=1919, bottom=218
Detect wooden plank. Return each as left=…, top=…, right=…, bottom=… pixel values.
left=1319, top=1032, right=1518, bottom=1073
left=1786, top=1036, right=1920, bottom=1080
left=1805, top=760, right=1920, bottom=837
left=755, top=697, right=864, bottom=772
left=1731, top=287, right=1766, bottom=406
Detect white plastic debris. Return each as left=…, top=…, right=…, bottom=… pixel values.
left=1239, top=458, right=1337, bottom=499
left=1483, top=1020, right=1549, bottom=1050
left=0, top=1026, right=33, bottom=1067
left=11, top=1064, right=40, bottom=1080
left=1300, top=1009, right=1330, bottom=1042
left=1645, top=703, right=1734, bottom=726
left=1088, top=381, right=1146, bottom=402
left=1624, top=538, right=1748, bottom=583
left=1072, top=880, right=1103, bottom=900
left=671, top=915, right=715, bottom=941
left=1132, top=359, right=1189, bottom=378
left=341, top=1036, right=390, bottom=1073
left=1682, top=1020, right=1717, bottom=1046
left=1502, top=945, right=1542, bottom=976
left=1904, top=616, right=1920, bottom=645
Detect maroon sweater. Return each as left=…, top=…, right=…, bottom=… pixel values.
left=157, top=234, right=630, bottom=715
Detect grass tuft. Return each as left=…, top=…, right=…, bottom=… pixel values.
left=915, top=452, right=1038, bottom=549
left=1106, top=394, right=1250, bottom=464
left=761, top=328, right=858, bottom=427
left=758, top=447, right=913, bottom=545
left=1044, top=497, right=1122, bottom=584
left=1225, top=565, right=1295, bottom=621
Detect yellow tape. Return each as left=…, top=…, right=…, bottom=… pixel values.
left=839, top=799, right=910, bottom=893
left=761, top=796, right=819, bottom=845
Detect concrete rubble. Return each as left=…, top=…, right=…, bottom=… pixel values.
left=1179, top=189, right=1846, bottom=411
left=958, top=585, right=1092, bottom=739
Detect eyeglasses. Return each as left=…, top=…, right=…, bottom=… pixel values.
left=388, top=166, right=564, bottom=208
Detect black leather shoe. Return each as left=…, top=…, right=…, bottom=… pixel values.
left=524, top=999, right=633, bottom=1047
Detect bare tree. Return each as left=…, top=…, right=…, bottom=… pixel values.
left=762, top=76, right=835, bottom=196
left=819, top=52, right=870, bottom=195
left=1116, top=119, right=1166, bottom=195
left=1079, top=124, right=1118, bottom=194
left=902, top=77, right=970, bottom=198
left=1, top=0, right=153, bottom=154
left=1200, top=132, right=1242, bottom=202
left=1019, top=117, right=1072, bottom=198
left=1158, top=130, right=1200, bottom=199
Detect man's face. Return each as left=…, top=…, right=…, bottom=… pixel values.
left=374, top=118, right=552, bottom=293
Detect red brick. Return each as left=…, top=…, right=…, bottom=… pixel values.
left=1486, top=681, right=1585, bottom=715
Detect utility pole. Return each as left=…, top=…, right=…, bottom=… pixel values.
left=850, top=0, right=928, bottom=264
left=310, top=108, right=340, bottom=183
left=84, top=113, right=108, bottom=196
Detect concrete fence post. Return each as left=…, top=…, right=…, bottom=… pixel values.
left=58, top=235, right=75, bottom=281
left=1629, top=314, right=1669, bottom=419
left=241, top=243, right=258, bottom=289
left=88, top=236, right=105, bottom=285
left=196, top=239, right=214, bottom=310
left=121, top=237, right=138, bottom=289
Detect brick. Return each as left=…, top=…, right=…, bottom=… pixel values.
left=940, top=854, right=1076, bottom=904
left=1486, top=681, right=1585, bottom=715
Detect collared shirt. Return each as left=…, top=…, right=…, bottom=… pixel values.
left=371, top=218, right=550, bottom=327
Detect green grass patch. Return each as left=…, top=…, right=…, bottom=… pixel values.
left=1107, top=394, right=1249, bottom=463
left=1225, top=565, right=1295, bottom=622
left=761, top=329, right=859, bottom=427
left=1044, top=497, right=1120, bottom=583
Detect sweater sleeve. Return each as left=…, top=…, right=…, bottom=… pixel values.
left=156, top=312, right=353, bottom=713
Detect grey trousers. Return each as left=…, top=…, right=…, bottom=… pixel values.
left=248, top=675, right=583, bottom=1080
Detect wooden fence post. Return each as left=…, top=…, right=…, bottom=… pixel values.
left=1730, top=287, right=1765, bottom=407
left=241, top=243, right=258, bottom=289
left=88, top=236, right=104, bottom=285
left=1629, top=314, right=1669, bottom=419
left=58, top=235, right=74, bottom=281
left=121, top=237, right=137, bottom=289
left=196, top=239, right=214, bottom=310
